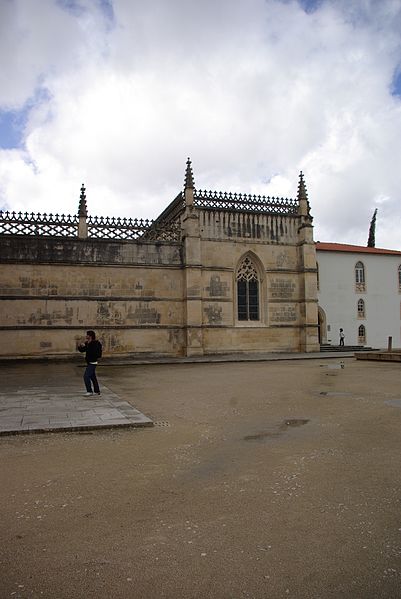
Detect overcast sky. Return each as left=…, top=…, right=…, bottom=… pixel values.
left=1, top=0, right=401, bottom=248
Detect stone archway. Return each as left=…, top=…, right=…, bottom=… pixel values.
left=318, top=306, right=327, bottom=345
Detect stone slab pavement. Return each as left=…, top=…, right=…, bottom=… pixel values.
left=0, top=384, right=152, bottom=435
left=0, top=352, right=356, bottom=436
left=0, top=352, right=354, bottom=436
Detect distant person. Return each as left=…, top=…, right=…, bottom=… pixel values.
left=339, top=328, right=345, bottom=347
left=78, top=330, right=102, bottom=396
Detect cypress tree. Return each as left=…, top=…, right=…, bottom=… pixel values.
left=367, top=208, right=377, bottom=247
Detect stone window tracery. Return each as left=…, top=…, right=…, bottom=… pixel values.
left=357, top=298, right=365, bottom=318
left=236, top=256, right=260, bottom=321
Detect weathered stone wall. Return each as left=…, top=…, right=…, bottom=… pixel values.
left=199, top=237, right=315, bottom=353
left=0, top=202, right=319, bottom=358
left=0, top=236, right=181, bottom=265
left=0, top=237, right=184, bottom=358
left=199, top=210, right=300, bottom=244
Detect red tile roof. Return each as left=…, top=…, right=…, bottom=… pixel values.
left=316, top=242, right=401, bottom=255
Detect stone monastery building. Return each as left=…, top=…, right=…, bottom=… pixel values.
left=0, top=160, right=319, bottom=358
left=1, top=159, right=400, bottom=359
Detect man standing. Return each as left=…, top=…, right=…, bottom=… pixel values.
left=78, top=330, right=102, bottom=396
left=339, top=328, right=345, bottom=347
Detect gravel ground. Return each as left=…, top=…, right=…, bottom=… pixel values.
left=1, top=358, right=401, bottom=599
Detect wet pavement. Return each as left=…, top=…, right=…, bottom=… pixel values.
left=0, top=352, right=354, bottom=436
left=0, top=384, right=152, bottom=435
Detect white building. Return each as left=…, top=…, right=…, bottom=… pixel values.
left=316, top=243, right=401, bottom=349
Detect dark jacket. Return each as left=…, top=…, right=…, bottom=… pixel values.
left=78, top=340, right=102, bottom=364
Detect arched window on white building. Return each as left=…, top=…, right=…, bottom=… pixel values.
left=357, top=298, right=365, bottom=318
left=355, top=261, right=366, bottom=292
left=358, top=324, right=366, bottom=344
left=236, top=256, right=260, bottom=321
left=398, top=265, right=401, bottom=291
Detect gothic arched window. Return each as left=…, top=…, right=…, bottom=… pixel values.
left=357, top=298, right=365, bottom=318
left=355, top=261, right=366, bottom=292
left=355, top=261, right=365, bottom=283
left=358, top=324, right=366, bottom=344
left=236, top=256, right=259, bottom=321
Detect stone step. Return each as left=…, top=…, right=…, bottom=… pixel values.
left=356, top=351, right=401, bottom=362
left=320, top=345, right=375, bottom=352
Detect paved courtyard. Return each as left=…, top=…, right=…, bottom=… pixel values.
left=1, top=357, right=401, bottom=598
left=0, top=384, right=152, bottom=435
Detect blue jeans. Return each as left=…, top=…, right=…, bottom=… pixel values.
left=84, top=363, right=100, bottom=394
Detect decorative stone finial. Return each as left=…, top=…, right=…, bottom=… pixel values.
left=297, top=171, right=308, bottom=202
left=184, top=157, right=195, bottom=190
left=78, top=183, right=87, bottom=217
left=297, top=171, right=311, bottom=216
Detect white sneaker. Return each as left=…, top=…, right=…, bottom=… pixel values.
left=84, top=392, right=93, bottom=396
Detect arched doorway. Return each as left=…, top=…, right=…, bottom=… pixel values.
left=318, top=307, right=327, bottom=345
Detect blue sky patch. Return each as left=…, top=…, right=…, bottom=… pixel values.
left=56, top=0, right=85, bottom=17
left=0, top=86, right=52, bottom=150
left=98, top=0, right=114, bottom=22
left=57, top=0, right=114, bottom=22
left=392, top=70, right=401, bottom=97
left=0, top=108, right=27, bottom=150
left=298, top=0, right=323, bottom=13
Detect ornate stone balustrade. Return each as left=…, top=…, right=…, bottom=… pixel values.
left=87, top=215, right=153, bottom=240
left=0, top=167, right=302, bottom=243
left=0, top=210, right=181, bottom=241
left=0, top=211, right=78, bottom=237
left=194, top=189, right=298, bottom=215
left=144, top=192, right=186, bottom=236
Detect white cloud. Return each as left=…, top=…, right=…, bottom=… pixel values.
left=1, top=0, right=401, bottom=249
left=0, top=0, right=98, bottom=109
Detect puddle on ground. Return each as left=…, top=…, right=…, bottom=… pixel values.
left=280, top=418, right=309, bottom=429
left=243, top=431, right=280, bottom=441
left=385, top=399, right=401, bottom=408
left=243, top=419, right=309, bottom=441
left=319, top=391, right=352, bottom=397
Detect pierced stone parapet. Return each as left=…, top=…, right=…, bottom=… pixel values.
left=150, top=193, right=186, bottom=228
left=87, top=215, right=153, bottom=240
left=193, top=189, right=298, bottom=215
left=0, top=210, right=181, bottom=242
left=87, top=215, right=181, bottom=241
left=143, top=220, right=182, bottom=241
left=0, top=210, right=78, bottom=237
left=0, top=183, right=299, bottom=242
